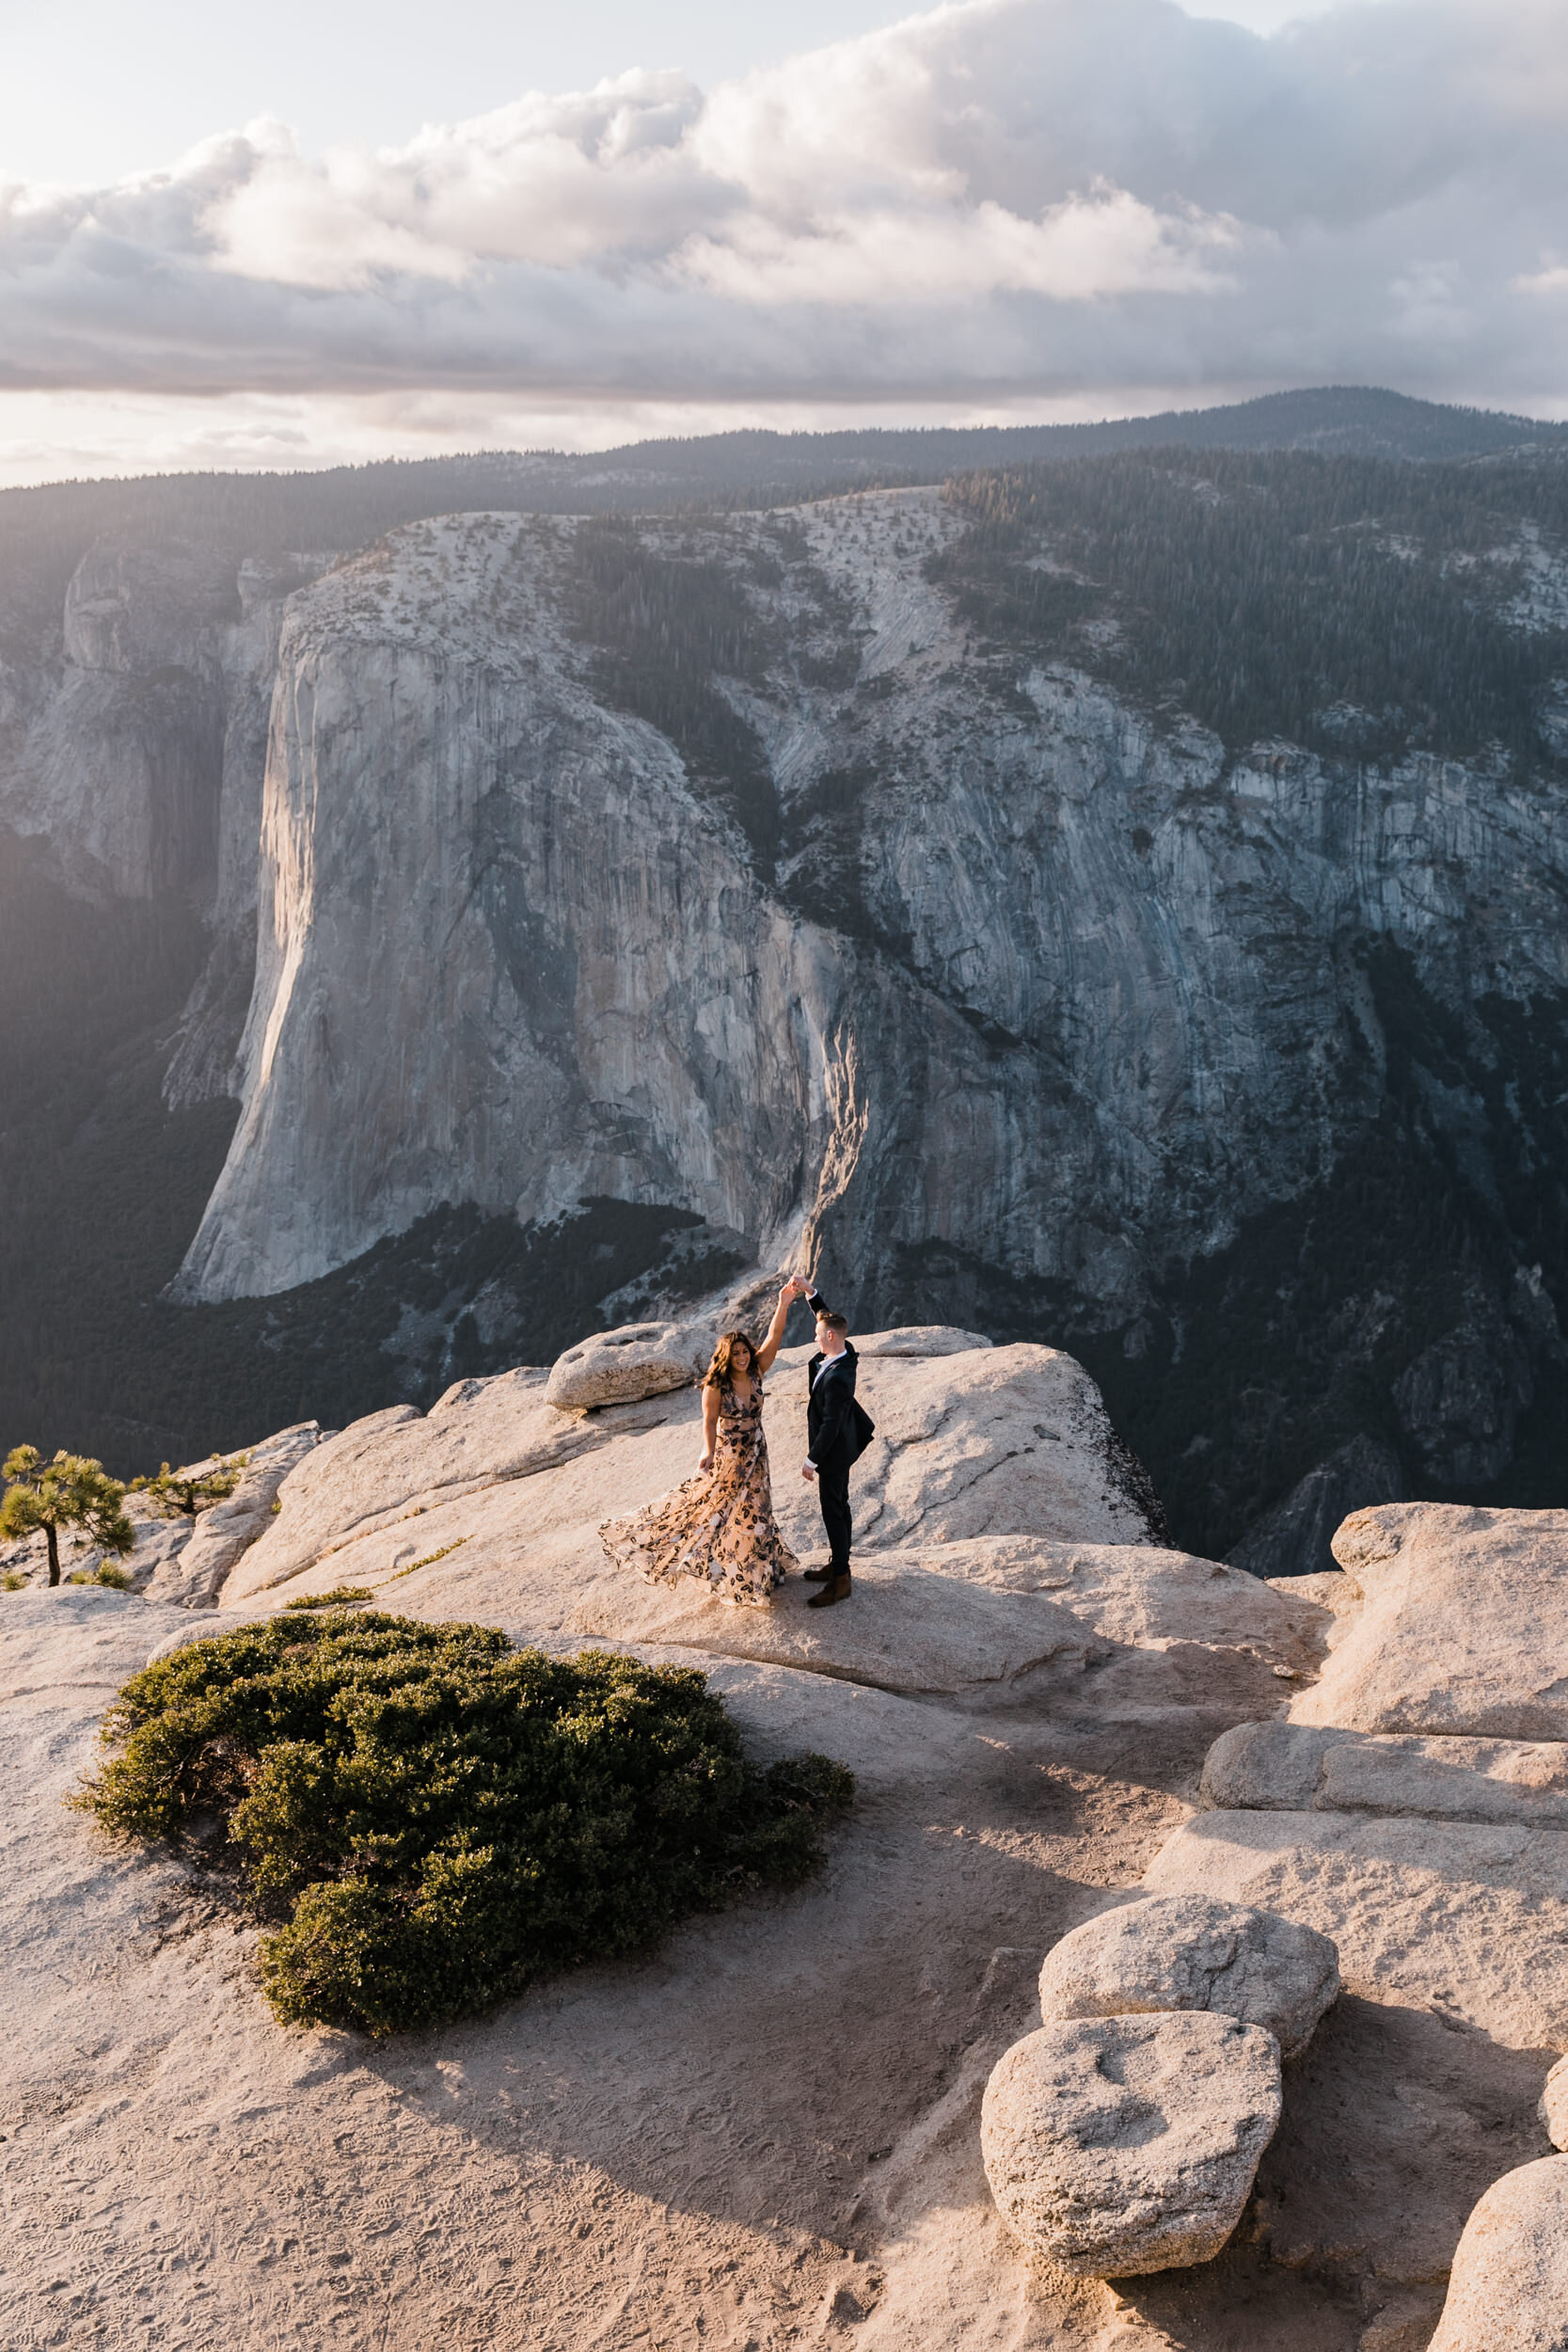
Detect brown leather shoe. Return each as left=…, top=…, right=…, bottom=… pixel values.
left=807, top=1571, right=852, bottom=1609
left=802, top=1563, right=834, bottom=1582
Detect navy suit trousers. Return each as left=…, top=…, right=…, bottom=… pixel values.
left=816, top=1452, right=852, bottom=1572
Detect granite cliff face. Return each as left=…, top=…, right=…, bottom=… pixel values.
left=0, top=535, right=325, bottom=912
left=173, top=517, right=861, bottom=1301
left=175, top=499, right=1568, bottom=1316
left=3, top=439, right=1567, bottom=1561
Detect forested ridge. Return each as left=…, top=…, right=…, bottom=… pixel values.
left=935, top=448, right=1568, bottom=763
left=2, top=383, right=1561, bottom=626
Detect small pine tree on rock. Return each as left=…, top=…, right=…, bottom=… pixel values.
left=131, top=1455, right=247, bottom=1518
left=0, top=1448, right=136, bottom=1587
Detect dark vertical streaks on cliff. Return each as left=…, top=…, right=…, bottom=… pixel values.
left=562, top=519, right=784, bottom=875
left=471, top=786, right=580, bottom=1071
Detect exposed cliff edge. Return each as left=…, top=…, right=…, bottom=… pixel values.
left=3, top=434, right=1567, bottom=1563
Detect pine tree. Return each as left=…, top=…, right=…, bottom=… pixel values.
left=0, top=1447, right=135, bottom=1587
left=131, top=1456, right=246, bottom=1518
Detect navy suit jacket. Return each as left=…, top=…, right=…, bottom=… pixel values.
left=806, top=1343, right=859, bottom=1469
left=804, top=1287, right=874, bottom=1469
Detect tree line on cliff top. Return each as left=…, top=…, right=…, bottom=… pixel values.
left=933, top=447, right=1568, bottom=767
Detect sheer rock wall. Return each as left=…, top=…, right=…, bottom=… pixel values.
left=33, top=499, right=1556, bottom=1334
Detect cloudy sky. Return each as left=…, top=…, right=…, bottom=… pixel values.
left=0, top=0, right=1563, bottom=485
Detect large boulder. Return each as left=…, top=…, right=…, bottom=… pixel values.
left=545, top=1321, right=715, bottom=1411
left=980, top=2011, right=1283, bottom=2277
left=1426, top=2156, right=1568, bottom=2352
left=763, top=1340, right=1165, bottom=1551
left=1543, top=2056, right=1568, bottom=2153
left=892, top=1534, right=1325, bottom=1671
left=222, top=1372, right=607, bottom=1603
left=566, top=1556, right=1100, bottom=1701
left=1291, top=1503, right=1568, bottom=1739
left=1037, top=1894, right=1340, bottom=2061
left=848, top=1327, right=992, bottom=1359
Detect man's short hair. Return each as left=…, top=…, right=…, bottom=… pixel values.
left=816, top=1309, right=849, bottom=1336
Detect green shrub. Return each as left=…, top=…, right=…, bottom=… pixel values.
left=74, top=1608, right=853, bottom=2037
left=1, top=1568, right=27, bottom=1591
left=66, top=1561, right=134, bottom=1588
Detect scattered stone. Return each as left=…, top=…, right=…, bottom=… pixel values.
left=1426, top=2155, right=1568, bottom=2352
left=1036, top=1893, right=1340, bottom=2061
left=980, top=2011, right=1283, bottom=2277
left=1201, top=1723, right=1343, bottom=1813
left=1542, top=2056, right=1568, bottom=2153
left=1289, top=1502, right=1568, bottom=1739
left=545, top=1320, right=715, bottom=1411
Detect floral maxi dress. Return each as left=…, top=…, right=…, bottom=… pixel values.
left=599, top=1375, right=797, bottom=1608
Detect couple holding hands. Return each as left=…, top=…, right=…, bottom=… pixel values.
left=600, top=1277, right=873, bottom=1610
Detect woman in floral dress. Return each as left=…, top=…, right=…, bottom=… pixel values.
left=600, top=1277, right=807, bottom=1608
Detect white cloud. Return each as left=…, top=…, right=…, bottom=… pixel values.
left=673, top=185, right=1249, bottom=307
left=1514, top=262, right=1568, bottom=299
left=0, top=0, right=1564, bottom=469
left=211, top=74, right=721, bottom=288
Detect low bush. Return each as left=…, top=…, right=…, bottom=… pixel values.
left=75, top=1608, right=853, bottom=2036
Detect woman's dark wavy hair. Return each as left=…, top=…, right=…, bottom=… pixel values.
left=704, top=1330, right=758, bottom=1390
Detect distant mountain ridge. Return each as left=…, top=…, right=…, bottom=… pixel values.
left=3, top=389, right=1564, bottom=580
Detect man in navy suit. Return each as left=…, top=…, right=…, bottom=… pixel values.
left=793, top=1283, right=870, bottom=1609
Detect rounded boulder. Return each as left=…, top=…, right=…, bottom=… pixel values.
left=545, top=1321, right=714, bottom=1412
left=1037, top=1893, right=1340, bottom=2062
left=1427, top=2155, right=1568, bottom=2352
left=980, top=2011, right=1283, bottom=2278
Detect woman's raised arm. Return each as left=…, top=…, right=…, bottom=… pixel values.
left=753, top=1277, right=805, bottom=1374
